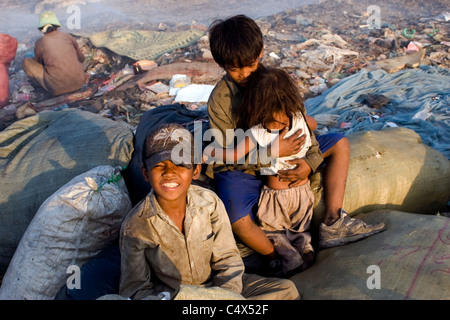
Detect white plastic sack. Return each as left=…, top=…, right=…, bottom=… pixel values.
left=0, top=165, right=132, bottom=300
left=0, top=109, right=134, bottom=274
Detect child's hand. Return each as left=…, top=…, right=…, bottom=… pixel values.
left=277, top=158, right=311, bottom=187
left=275, top=127, right=306, bottom=158
left=202, top=144, right=215, bottom=164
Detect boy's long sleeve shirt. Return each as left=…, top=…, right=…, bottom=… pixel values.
left=207, top=69, right=323, bottom=178
left=119, top=185, right=244, bottom=300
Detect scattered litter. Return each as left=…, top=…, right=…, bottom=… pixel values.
left=169, top=74, right=191, bottom=96
left=132, top=60, right=157, bottom=74
left=174, top=84, right=214, bottom=103
left=402, top=28, right=416, bottom=39
left=143, top=81, right=169, bottom=94
left=385, top=122, right=398, bottom=127
left=339, top=122, right=352, bottom=129
left=12, top=92, right=34, bottom=103
left=309, top=83, right=328, bottom=95
left=360, top=94, right=389, bottom=109
left=269, top=52, right=280, bottom=59
left=412, top=107, right=432, bottom=121
left=406, top=41, right=423, bottom=53
left=375, top=49, right=426, bottom=73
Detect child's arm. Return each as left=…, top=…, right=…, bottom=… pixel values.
left=306, top=115, right=317, bottom=131
left=203, top=135, right=256, bottom=163
left=119, top=221, right=163, bottom=300
left=204, top=127, right=307, bottom=164
left=119, top=234, right=158, bottom=299
left=277, top=131, right=323, bottom=186
left=209, top=195, right=245, bottom=293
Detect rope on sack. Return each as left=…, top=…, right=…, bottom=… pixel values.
left=72, top=166, right=128, bottom=264
left=94, top=166, right=127, bottom=192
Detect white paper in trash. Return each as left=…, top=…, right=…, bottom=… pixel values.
left=174, top=84, right=215, bottom=103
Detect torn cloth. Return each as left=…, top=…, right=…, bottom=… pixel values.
left=86, top=29, right=205, bottom=61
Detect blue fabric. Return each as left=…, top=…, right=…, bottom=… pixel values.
left=54, top=244, right=121, bottom=300
left=316, top=132, right=345, bottom=154
left=305, top=65, right=450, bottom=159
left=213, top=170, right=263, bottom=224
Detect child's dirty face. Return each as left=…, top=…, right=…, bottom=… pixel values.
left=224, top=52, right=263, bottom=86
left=143, top=160, right=200, bottom=204
left=266, top=111, right=290, bottom=131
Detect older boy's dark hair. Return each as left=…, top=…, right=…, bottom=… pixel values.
left=234, top=67, right=306, bottom=130
left=208, top=14, right=263, bottom=68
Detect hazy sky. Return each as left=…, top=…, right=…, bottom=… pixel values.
left=1, top=0, right=319, bottom=41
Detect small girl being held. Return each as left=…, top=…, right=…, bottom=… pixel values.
left=204, top=66, right=320, bottom=275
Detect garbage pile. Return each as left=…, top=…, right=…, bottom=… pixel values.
left=1, top=0, right=449, bottom=132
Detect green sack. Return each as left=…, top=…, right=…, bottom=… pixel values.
left=311, top=127, right=450, bottom=229
left=291, top=210, right=450, bottom=300
left=0, top=109, right=134, bottom=274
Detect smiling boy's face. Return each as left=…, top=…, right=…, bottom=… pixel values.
left=142, top=160, right=201, bottom=207
left=141, top=123, right=200, bottom=209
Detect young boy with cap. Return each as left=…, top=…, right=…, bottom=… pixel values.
left=119, top=123, right=299, bottom=300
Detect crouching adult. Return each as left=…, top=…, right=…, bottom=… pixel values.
left=22, top=11, right=86, bottom=96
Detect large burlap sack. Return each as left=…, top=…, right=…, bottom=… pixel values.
left=310, top=127, right=450, bottom=229
left=291, top=210, right=450, bottom=300
left=0, top=109, right=134, bottom=274
left=0, top=165, right=132, bottom=300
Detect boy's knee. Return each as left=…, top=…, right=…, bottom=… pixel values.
left=325, top=136, right=350, bottom=158
left=339, top=136, right=350, bottom=148
left=333, top=135, right=349, bottom=150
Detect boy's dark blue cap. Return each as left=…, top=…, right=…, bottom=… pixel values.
left=143, top=123, right=194, bottom=170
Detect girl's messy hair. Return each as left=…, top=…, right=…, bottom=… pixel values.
left=234, top=67, right=305, bottom=130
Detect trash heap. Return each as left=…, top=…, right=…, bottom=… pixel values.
left=1, top=0, right=449, bottom=133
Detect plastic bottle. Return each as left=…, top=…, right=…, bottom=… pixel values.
left=169, top=74, right=190, bottom=96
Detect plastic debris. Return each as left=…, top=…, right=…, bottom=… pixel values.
left=406, top=41, right=423, bottom=53
left=169, top=74, right=190, bottom=96
left=174, top=84, right=214, bottom=103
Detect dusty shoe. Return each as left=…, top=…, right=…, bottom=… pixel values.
left=319, top=210, right=386, bottom=248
